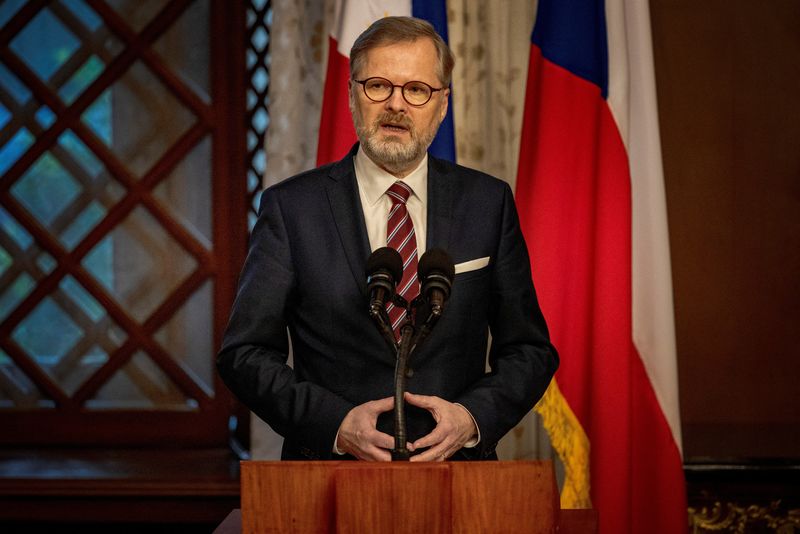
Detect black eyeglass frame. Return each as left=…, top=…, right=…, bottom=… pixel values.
left=352, top=77, right=446, bottom=106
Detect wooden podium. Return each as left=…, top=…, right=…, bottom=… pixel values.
left=239, top=460, right=571, bottom=534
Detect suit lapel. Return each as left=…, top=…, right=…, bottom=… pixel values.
left=326, top=147, right=371, bottom=295
left=426, top=156, right=454, bottom=252
left=325, top=149, right=455, bottom=294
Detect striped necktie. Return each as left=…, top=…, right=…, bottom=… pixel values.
left=385, top=181, right=420, bottom=340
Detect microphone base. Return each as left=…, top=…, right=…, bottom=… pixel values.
left=391, top=448, right=410, bottom=461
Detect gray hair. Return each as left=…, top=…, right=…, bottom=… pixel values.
left=349, top=16, right=455, bottom=86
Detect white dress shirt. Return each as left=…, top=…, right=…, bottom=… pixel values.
left=354, top=146, right=428, bottom=254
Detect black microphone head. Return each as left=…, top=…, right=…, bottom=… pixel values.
left=366, top=246, right=403, bottom=282
left=418, top=248, right=455, bottom=282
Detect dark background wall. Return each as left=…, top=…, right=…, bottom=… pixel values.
left=650, top=0, right=800, bottom=460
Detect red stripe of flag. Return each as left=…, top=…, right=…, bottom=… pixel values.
left=516, top=2, right=687, bottom=532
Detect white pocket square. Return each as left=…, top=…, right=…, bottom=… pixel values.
left=454, top=256, right=490, bottom=274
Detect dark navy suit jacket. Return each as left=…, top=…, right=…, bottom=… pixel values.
left=217, top=145, right=558, bottom=460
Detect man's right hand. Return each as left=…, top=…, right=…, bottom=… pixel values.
left=335, top=396, right=395, bottom=461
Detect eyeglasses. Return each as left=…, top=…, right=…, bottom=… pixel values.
left=353, top=77, right=445, bottom=106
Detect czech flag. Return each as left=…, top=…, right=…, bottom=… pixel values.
left=516, top=1, right=687, bottom=532
left=316, top=0, right=455, bottom=166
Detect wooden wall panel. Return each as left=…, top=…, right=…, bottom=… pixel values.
left=650, top=0, right=800, bottom=459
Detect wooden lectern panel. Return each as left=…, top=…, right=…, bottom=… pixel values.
left=335, top=463, right=451, bottom=534
left=240, top=461, right=561, bottom=534
left=241, top=461, right=340, bottom=533
left=451, top=461, right=558, bottom=534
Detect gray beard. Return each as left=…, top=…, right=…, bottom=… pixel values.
left=355, top=113, right=439, bottom=176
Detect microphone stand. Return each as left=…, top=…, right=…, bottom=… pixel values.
left=391, top=317, right=414, bottom=461
left=368, top=293, right=413, bottom=461
left=391, top=297, right=446, bottom=461
left=368, top=301, right=400, bottom=354
left=406, top=298, right=443, bottom=359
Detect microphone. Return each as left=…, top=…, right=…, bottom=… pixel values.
left=404, top=249, right=455, bottom=364
left=366, top=247, right=403, bottom=316
left=366, top=247, right=403, bottom=350
left=417, top=248, right=455, bottom=314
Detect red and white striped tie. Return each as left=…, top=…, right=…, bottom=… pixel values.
left=385, top=181, right=419, bottom=340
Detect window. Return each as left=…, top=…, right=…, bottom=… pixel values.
left=0, top=0, right=249, bottom=446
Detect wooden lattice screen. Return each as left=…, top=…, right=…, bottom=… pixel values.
left=0, top=0, right=249, bottom=446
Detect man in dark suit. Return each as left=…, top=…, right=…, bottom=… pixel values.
left=217, top=16, right=558, bottom=462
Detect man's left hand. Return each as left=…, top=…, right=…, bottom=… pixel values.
left=405, top=391, right=478, bottom=462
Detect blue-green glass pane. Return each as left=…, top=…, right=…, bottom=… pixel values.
left=35, top=106, right=56, bottom=129
left=253, top=147, right=265, bottom=174
left=81, top=346, right=109, bottom=366
left=0, top=63, right=32, bottom=105
left=81, top=89, right=112, bottom=145
left=252, top=26, right=268, bottom=52
left=252, top=67, right=268, bottom=93
left=0, top=273, right=34, bottom=322
left=0, top=128, right=34, bottom=175
left=60, top=200, right=105, bottom=250
left=35, top=253, right=57, bottom=276
left=12, top=297, right=84, bottom=366
left=10, top=152, right=81, bottom=227
left=57, top=130, right=104, bottom=179
left=59, top=55, right=104, bottom=105
left=251, top=189, right=262, bottom=213
left=61, top=0, right=103, bottom=31
left=82, top=235, right=114, bottom=291
left=0, top=348, right=55, bottom=409
left=0, top=246, right=10, bottom=277
left=59, top=275, right=106, bottom=323
left=0, top=0, right=26, bottom=27
left=253, top=107, right=268, bottom=134
left=0, top=207, right=33, bottom=250
left=9, top=8, right=81, bottom=83
left=0, top=104, right=10, bottom=130
left=247, top=170, right=259, bottom=191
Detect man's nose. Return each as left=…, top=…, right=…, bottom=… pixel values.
left=384, top=86, right=408, bottom=112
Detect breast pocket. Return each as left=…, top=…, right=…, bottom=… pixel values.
left=447, top=267, right=491, bottom=332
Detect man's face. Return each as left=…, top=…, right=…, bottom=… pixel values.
left=349, top=38, right=450, bottom=177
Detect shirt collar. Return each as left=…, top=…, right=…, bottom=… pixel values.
left=354, top=146, right=428, bottom=207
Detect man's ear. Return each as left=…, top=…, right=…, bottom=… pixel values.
left=439, top=87, right=450, bottom=122
left=348, top=79, right=356, bottom=113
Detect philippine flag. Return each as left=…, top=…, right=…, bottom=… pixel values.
left=516, top=1, right=687, bottom=532
left=316, top=0, right=455, bottom=166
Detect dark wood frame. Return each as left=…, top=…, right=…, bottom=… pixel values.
left=0, top=0, right=248, bottom=447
